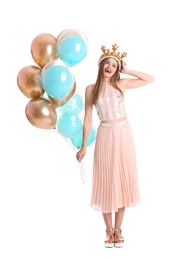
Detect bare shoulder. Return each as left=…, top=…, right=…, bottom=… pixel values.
left=86, top=84, right=94, bottom=93
left=85, top=84, right=94, bottom=105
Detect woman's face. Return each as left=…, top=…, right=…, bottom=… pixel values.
left=103, top=57, right=118, bottom=78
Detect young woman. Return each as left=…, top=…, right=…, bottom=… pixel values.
left=76, top=44, right=154, bottom=248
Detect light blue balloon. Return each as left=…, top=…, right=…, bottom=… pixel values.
left=57, top=106, right=82, bottom=139
left=71, top=126, right=96, bottom=148
left=58, top=35, right=88, bottom=66
left=41, top=64, right=74, bottom=99
left=59, top=92, right=84, bottom=112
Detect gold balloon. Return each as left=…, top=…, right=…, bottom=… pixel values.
left=31, top=33, right=58, bottom=69
left=17, top=65, right=44, bottom=99
left=48, top=81, right=76, bottom=107
left=25, top=98, right=57, bottom=129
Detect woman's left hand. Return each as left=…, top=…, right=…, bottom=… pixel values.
left=120, top=61, right=127, bottom=74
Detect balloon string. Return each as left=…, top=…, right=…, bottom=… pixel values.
left=54, top=128, right=86, bottom=184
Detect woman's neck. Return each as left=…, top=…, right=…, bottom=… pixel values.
left=103, top=78, right=110, bottom=83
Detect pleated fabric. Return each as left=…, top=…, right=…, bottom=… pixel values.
left=90, top=119, right=141, bottom=213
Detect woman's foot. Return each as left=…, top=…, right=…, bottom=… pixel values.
left=114, top=228, right=124, bottom=248
left=104, top=228, right=114, bottom=248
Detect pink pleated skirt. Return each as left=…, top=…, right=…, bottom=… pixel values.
left=90, top=119, right=141, bottom=213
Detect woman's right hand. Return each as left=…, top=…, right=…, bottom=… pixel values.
left=76, top=147, right=86, bottom=162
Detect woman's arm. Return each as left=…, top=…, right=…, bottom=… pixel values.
left=119, top=61, right=154, bottom=91
left=76, top=85, right=93, bottom=162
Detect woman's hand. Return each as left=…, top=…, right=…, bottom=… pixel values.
left=76, top=147, right=86, bottom=162
left=120, top=61, right=128, bottom=74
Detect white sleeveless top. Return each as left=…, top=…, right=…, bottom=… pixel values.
left=95, top=83, right=127, bottom=121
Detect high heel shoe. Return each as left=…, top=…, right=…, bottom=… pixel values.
left=114, top=228, right=124, bottom=248
left=104, top=228, right=114, bottom=248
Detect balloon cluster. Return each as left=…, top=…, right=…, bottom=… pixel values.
left=17, top=29, right=96, bottom=149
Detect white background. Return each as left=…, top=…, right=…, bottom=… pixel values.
left=0, top=0, right=191, bottom=259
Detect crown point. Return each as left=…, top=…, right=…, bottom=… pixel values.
left=101, top=45, right=106, bottom=52
left=112, top=44, right=118, bottom=51
left=122, top=52, right=127, bottom=58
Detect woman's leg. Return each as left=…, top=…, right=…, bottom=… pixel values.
left=114, top=207, right=125, bottom=229
left=102, top=212, right=113, bottom=231
left=102, top=213, right=114, bottom=247
left=114, top=207, right=125, bottom=247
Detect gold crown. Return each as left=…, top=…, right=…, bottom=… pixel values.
left=99, top=44, right=127, bottom=64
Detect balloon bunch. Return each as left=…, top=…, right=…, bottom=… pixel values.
left=17, top=29, right=96, bottom=153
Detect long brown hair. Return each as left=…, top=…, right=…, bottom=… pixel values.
left=92, top=58, right=123, bottom=104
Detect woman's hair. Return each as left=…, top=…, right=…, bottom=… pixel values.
left=92, top=58, right=123, bottom=104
